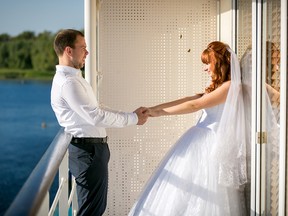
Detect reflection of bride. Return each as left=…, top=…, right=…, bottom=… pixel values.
left=241, top=44, right=280, bottom=215
left=129, top=41, right=249, bottom=216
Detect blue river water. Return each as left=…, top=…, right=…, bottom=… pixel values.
left=0, top=80, right=60, bottom=215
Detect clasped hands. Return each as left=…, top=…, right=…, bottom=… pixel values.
left=134, top=107, right=157, bottom=125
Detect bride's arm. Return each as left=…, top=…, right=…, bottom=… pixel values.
left=149, top=94, right=203, bottom=111
left=266, top=84, right=280, bottom=106
left=149, top=81, right=230, bottom=117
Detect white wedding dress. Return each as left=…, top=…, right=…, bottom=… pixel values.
left=129, top=103, right=248, bottom=216
left=129, top=48, right=249, bottom=216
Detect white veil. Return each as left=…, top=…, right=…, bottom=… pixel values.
left=211, top=48, right=248, bottom=189
left=212, top=45, right=280, bottom=192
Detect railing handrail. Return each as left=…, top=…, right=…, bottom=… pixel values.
left=5, top=128, right=72, bottom=216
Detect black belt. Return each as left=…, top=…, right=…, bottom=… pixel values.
left=71, top=136, right=108, bottom=144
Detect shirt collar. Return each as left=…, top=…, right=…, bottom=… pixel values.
left=56, top=65, right=82, bottom=77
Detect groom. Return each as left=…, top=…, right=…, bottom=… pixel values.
left=51, top=29, right=148, bottom=216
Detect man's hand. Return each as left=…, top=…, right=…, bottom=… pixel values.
left=134, top=107, right=149, bottom=125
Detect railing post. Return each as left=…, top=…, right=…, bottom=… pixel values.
left=71, top=177, right=78, bottom=216
left=37, top=193, right=49, bottom=216
left=59, top=151, right=69, bottom=215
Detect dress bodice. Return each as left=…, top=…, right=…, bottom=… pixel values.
left=196, top=103, right=225, bottom=131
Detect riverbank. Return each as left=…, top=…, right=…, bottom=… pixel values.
left=0, top=69, right=54, bottom=80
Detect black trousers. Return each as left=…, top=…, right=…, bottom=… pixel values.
left=68, top=141, right=110, bottom=216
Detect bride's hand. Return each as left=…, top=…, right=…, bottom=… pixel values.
left=146, top=107, right=160, bottom=117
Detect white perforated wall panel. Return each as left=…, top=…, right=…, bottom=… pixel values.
left=238, top=0, right=252, bottom=58
left=98, top=0, right=217, bottom=215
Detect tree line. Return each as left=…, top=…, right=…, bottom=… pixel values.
left=0, top=31, right=59, bottom=72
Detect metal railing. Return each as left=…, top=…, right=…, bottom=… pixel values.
left=5, top=128, right=78, bottom=216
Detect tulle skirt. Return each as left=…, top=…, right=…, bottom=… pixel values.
left=129, top=126, right=248, bottom=216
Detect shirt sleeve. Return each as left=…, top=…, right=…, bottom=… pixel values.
left=61, top=78, right=138, bottom=128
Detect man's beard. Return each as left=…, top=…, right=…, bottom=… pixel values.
left=72, top=60, right=84, bottom=69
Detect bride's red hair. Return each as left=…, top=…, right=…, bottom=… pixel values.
left=201, top=41, right=231, bottom=93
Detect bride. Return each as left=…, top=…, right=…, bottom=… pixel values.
left=129, top=41, right=249, bottom=216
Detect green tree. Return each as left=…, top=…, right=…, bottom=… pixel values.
left=31, top=31, right=57, bottom=71
left=0, top=33, right=11, bottom=67
left=7, top=40, right=33, bottom=69
left=0, top=33, right=11, bottom=42
left=0, top=42, right=9, bottom=67
left=14, top=31, right=35, bottom=41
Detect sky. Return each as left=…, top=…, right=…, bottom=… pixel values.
left=0, top=0, right=84, bottom=36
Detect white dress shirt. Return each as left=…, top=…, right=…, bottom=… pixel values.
left=51, top=65, right=138, bottom=138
